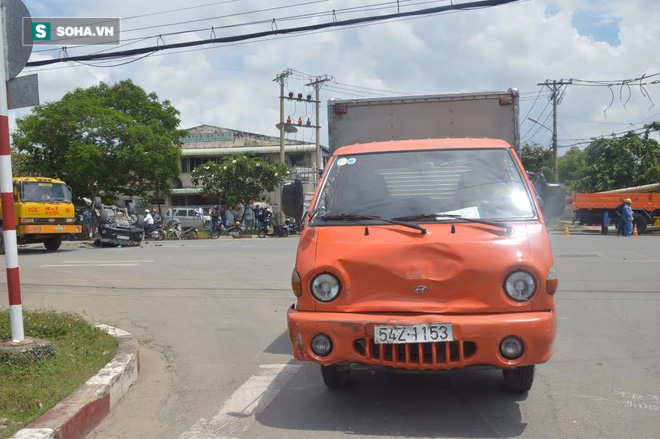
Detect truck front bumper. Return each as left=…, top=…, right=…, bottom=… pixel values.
left=19, top=225, right=81, bottom=234
left=288, top=306, right=556, bottom=370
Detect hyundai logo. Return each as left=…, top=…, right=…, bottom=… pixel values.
left=413, top=285, right=429, bottom=294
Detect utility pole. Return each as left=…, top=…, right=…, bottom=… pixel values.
left=273, top=69, right=292, bottom=164
left=305, top=75, right=332, bottom=178
left=537, top=79, right=571, bottom=177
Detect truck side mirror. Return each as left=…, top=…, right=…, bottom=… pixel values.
left=282, top=179, right=304, bottom=223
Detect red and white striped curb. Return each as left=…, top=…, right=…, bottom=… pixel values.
left=11, top=325, right=140, bottom=439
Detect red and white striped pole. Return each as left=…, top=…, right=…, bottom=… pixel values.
left=0, top=4, right=24, bottom=343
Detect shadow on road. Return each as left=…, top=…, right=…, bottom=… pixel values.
left=262, top=331, right=293, bottom=355
left=256, top=362, right=528, bottom=438
left=17, top=247, right=77, bottom=255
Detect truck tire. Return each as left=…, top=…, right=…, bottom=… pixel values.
left=633, top=213, right=648, bottom=235
left=44, top=236, right=62, bottom=251
left=502, top=365, right=534, bottom=393
left=321, top=365, right=350, bottom=389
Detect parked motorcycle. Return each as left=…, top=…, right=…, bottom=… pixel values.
left=210, top=221, right=244, bottom=239
left=257, top=218, right=289, bottom=238
left=144, top=223, right=165, bottom=240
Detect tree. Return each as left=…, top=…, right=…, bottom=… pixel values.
left=572, top=128, right=660, bottom=192
left=191, top=155, right=290, bottom=217
left=520, top=142, right=553, bottom=174
left=12, top=80, right=185, bottom=202
left=557, top=146, right=586, bottom=189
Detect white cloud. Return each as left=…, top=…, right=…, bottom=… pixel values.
left=13, top=0, right=660, bottom=151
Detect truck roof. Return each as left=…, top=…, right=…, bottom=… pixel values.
left=12, top=176, right=67, bottom=184
left=334, top=138, right=513, bottom=155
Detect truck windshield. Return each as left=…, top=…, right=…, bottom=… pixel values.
left=311, top=148, right=536, bottom=222
left=20, top=182, right=72, bottom=203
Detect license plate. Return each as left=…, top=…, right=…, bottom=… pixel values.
left=374, top=324, right=453, bottom=344
left=54, top=226, right=65, bottom=231
left=117, top=235, right=130, bottom=240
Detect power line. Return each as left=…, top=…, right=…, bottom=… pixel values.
left=32, top=0, right=422, bottom=54
left=31, top=0, right=243, bottom=53
left=26, top=0, right=522, bottom=68
left=557, top=126, right=658, bottom=149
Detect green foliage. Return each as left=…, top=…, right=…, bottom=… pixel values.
left=572, top=130, right=660, bottom=192
left=539, top=166, right=558, bottom=183
left=520, top=142, right=553, bottom=173
left=191, top=155, right=289, bottom=212
left=557, top=146, right=586, bottom=189
left=0, top=309, right=117, bottom=438
left=12, top=80, right=185, bottom=202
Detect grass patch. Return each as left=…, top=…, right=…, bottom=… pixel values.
left=0, top=310, right=117, bottom=438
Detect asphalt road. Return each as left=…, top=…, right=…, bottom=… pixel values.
left=2, top=233, right=659, bottom=439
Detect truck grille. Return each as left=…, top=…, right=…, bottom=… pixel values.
left=353, top=339, right=476, bottom=369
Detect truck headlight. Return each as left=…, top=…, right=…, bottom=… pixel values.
left=311, top=273, right=341, bottom=302
left=504, top=271, right=536, bottom=301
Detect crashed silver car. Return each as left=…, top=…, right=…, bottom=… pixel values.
left=91, top=197, right=144, bottom=246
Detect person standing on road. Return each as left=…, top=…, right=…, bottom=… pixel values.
left=244, top=204, right=254, bottom=231
left=210, top=205, right=220, bottom=231
left=225, top=206, right=235, bottom=227
left=255, top=206, right=263, bottom=230
left=614, top=201, right=626, bottom=236
left=601, top=211, right=610, bottom=235
left=621, top=198, right=634, bottom=237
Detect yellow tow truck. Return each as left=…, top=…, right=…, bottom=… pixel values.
left=0, top=177, right=81, bottom=253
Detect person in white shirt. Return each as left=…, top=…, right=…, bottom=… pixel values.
left=144, top=209, right=154, bottom=226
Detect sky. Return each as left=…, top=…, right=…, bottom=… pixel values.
left=14, top=0, right=660, bottom=155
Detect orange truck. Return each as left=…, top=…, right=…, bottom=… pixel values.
left=283, top=137, right=563, bottom=393
left=572, top=192, right=660, bottom=234
left=0, top=177, right=80, bottom=253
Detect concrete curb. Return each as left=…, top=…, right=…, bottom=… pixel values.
left=11, top=325, right=139, bottom=439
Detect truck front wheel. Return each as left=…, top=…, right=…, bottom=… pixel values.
left=321, top=365, right=350, bottom=388
left=502, top=365, right=534, bottom=393
left=44, top=236, right=62, bottom=251
left=633, top=214, right=648, bottom=235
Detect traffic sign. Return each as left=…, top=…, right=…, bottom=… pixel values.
left=1, top=0, right=33, bottom=80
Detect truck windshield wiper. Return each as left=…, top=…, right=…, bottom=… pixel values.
left=390, top=213, right=512, bottom=235
left=316, top=213, right=426, bottom=235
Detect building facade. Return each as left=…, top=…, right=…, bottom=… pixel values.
left=167, top=125, right=326, bottom=211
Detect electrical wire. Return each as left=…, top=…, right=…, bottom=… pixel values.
left=31, top=0, right=243, bottom=54
left=520, top=98, right=551, bottom=141
left=25, top=0, right=522, bottom=68
left=557, top=126, right=659, bottom=149
left=521, top=87, right=543, bottom=122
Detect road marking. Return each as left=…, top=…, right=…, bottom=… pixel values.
left=41, top=263, right=140, bottom=267
left=178, top=363, right=301, bottom=439
left=62, top=260, right=155, bottom=263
